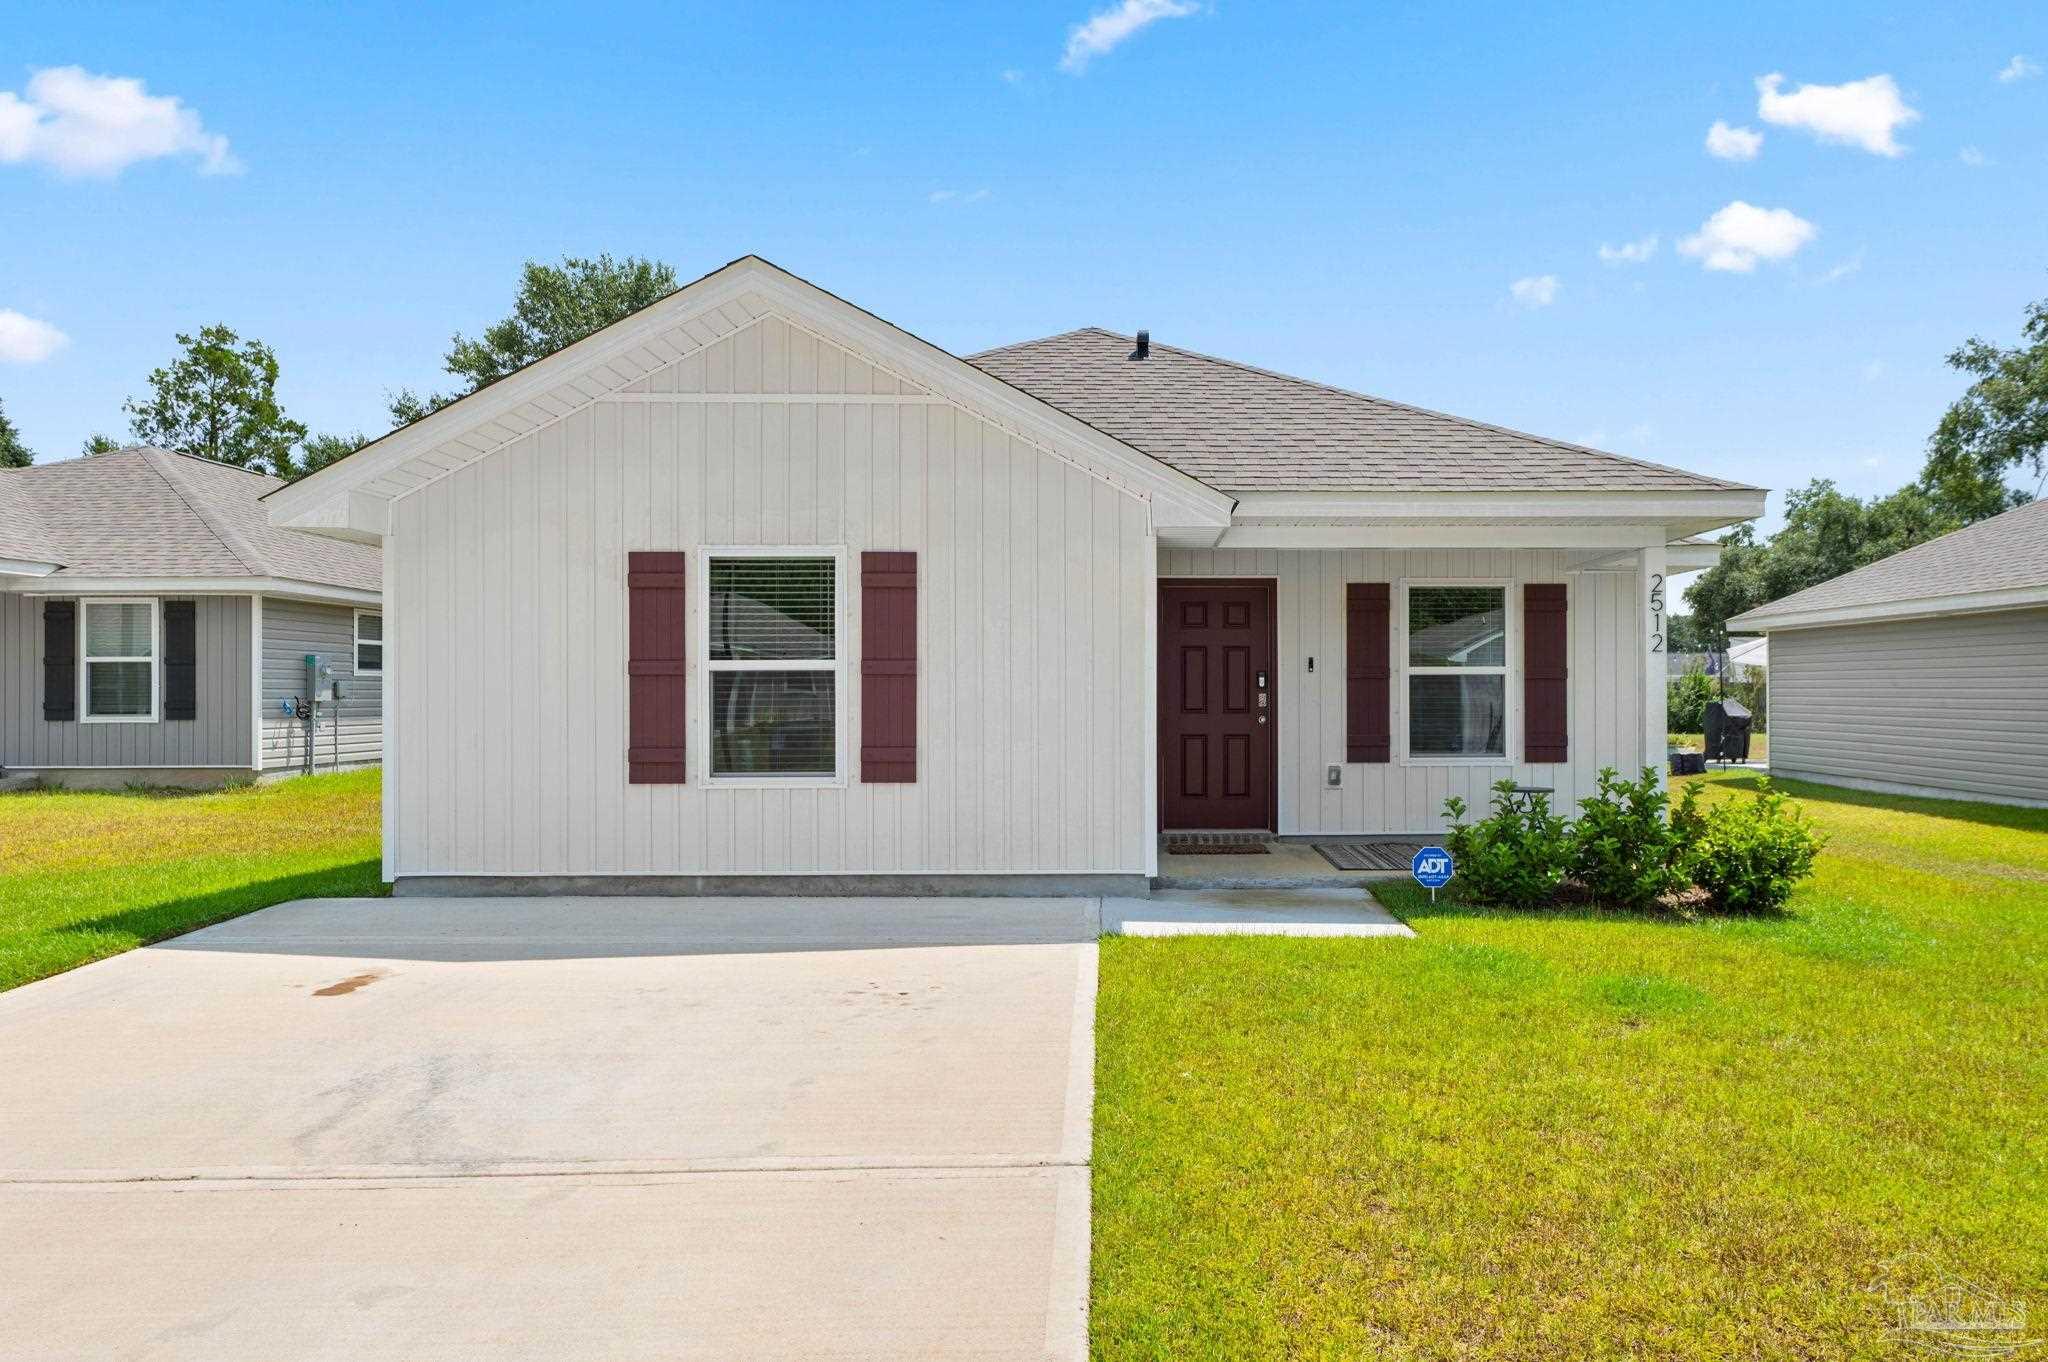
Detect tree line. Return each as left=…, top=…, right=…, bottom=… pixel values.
left=0, top=253, right=679, bottom=479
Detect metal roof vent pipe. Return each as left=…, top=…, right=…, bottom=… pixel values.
left=1131, top=330, right=1150, bottom=361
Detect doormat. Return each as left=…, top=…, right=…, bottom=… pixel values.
left=1314, top=841, right=1426, bottom=871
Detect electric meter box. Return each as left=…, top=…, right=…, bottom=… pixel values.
left=304, top=653, right=342, bottom=703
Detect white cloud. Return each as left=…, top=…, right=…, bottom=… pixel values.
left=1060, top=0, right=1198, bottom=74
left=1810, top=252, right=1864, bottom=286
left=1705, top=120, right=1763, bottom=161
left=1862, top=359, right=1887, bottom=383
left=1509, top=275, right=1560, bottom=307
left=1597, top=234, right=1658, bottom=264
left=929, top=187, right=992, bottom=204
left=1959, top=145, right=1990, bottom=168
left=0, top=309, right=69, bottom=363
left=0, top=67, right=240, bottom=178
left=1998, top=55, right=2039, bottom=83
left=1677, top=201, right=1817, bottom=272
left=1755, top=72, right=1919, bottom=157
left=1001, top=68, right=1026, bottom=85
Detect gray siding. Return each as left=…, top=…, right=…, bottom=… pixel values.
left=0, top=592, right=252, bottom=769
left=260, top=597, right=384, bottom=772
left=1769, top=606, right=2048, bottom=806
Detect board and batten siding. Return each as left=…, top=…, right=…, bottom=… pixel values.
left=385, top=315, right=1153, bottom=878
left=260, top=597, right=384, bottom=772
left=0, top=592, right=252, bottom=769
left=1768, top=607, right=2048, bottom=807
left=1160, top=548, right=1646, bottom=833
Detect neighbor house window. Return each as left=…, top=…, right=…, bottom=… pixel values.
left=704, top=552, right=841, bottom=779
left=354, top=610, right=383, bottom=676
left=81, top=598, right=158, bottom=722
left=1405, top=583, right=1508, bottom=758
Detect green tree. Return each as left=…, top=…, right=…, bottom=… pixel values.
left=1686, top=480, right=1970, bottom=640
left=389, top=253, right=678, bottom=424
left=1923, top=294, right=2048, bottom=514
left=0, top=398, right=32, bottom=468
left=287, top=431, right=370, bottom=481
left=80, top=433, right=121, bottom=456
left=124, top=324, right=308, bottom=475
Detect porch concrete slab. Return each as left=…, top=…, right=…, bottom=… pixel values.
left=1105, top=887, right=1415, bottom=937
left=0, top=896, right=1097, bottom=1360
left=1155, top=840, right=1402, bottom=889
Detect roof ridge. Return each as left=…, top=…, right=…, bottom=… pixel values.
left=1125, top=331, right=1761, bottom=493
left=140, top=447, right=271, bottom=576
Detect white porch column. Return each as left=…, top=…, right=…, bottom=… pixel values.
left=1641, top=542, right=1669, bottom=788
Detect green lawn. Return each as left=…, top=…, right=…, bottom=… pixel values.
left=1092, top=771, right=2046, bottom=1360
left=0, top=769, right=384, bottom=991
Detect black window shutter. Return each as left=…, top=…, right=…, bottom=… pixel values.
left=163, top=601, right=197, bottom=721
left=42, top=601, right=76, bottom=721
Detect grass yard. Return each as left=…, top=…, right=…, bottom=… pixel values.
left=0, top=769, right=383, bottom=991
left=1092, top=771, right=2046, bottom=1359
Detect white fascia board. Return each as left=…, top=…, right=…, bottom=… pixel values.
left=0, top=557, right=63, bottom=577
left=1216, top=523, right=1667, bottom=550
left=1730, top=583, right=2048, bottom=633
left=1570, top=540, right=1724, bottom=571
left=264, top=255, right=1236, bottom=534
left=1231, top=488, right=1766, bottom=524
left=19, top=576, right=380, bottom=608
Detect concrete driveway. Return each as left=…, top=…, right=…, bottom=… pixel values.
left=0, top=897, right=1099, bottom=1361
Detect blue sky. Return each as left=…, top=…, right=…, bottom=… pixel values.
left=4, top=0, right=2046, bottom=549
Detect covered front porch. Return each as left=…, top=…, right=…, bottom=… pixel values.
left=1147, top=502, right=1736, bottom=856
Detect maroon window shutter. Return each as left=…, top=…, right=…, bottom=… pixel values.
left=627, top=552, right=688, bottom=784
left=861, top=551, right=917, bottom=782
left=1346, top=582, right=1391, bottom=763
left=1524, top=583, right=1568, bottom=763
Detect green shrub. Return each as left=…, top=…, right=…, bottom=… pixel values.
left=1674, top=779, right=1823, bottom=913
left=1442, top=781, right=1574, bottom=909
left=1667, top=667, right=1716, bottom=734
left=1727, top=668, right=1768, bottom=733
left=1571, top=766, right=1691, bottom=909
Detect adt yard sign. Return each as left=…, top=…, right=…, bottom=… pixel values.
left=1412, top=845, right=1453, bottom=899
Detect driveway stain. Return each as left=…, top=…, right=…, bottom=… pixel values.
left=313, top=970, right=389, bottom=997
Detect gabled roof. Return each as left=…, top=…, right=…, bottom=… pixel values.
left=267, top=256, right=1236, bottom=542
left=968, top=328, right=1758, bottom=495
left=1731, top=497, right=2048, bottom=631
left=0, top=447, right=379, bottom=594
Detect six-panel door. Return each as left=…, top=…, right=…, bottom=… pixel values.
left=1159, top=580, right=1277, bottom=830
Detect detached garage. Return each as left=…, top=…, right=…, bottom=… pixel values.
left=1731, top=496, right=2048, bottom=808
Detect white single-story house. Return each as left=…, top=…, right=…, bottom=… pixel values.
left=1730, top=496, right=2048, bottom=808
left=267, top=256, right=1765, bottom=893
left=1, top=446, right=383, bottom=788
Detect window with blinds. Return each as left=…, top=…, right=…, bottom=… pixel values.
left=706, top=555, right=840, bottom=777
left=82, top=598, right=158, bottom=722
left=1405, top=584, right=1508, bottom=758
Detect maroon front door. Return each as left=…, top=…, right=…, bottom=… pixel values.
left=1160, top=580, right=1277, bottom=830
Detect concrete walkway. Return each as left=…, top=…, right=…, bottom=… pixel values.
left=0, top=897, right=1099, bottom=1361
left=1106, top=886, right=1415, bottom=937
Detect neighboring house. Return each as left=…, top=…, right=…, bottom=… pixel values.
left=0, top=447, right=383, bottom=787
left=1730, top=497, right=2048, bottom=808
left=267, top=256, right=1763, bottom=893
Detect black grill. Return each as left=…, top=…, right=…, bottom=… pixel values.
left=1704, top=699, right=1753, bottom=763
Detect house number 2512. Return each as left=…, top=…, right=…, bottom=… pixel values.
left=1648, top=572, right=1666, bottom=653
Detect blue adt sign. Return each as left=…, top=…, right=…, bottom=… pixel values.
left=1411, top=845, right=1454, bottom=890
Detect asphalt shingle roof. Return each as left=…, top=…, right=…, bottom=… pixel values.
left=1734, top=496, right=2048, bottom=624
left=968, top=328, right=1755, bottom=494
left=0, top=447, right=378, bottom=592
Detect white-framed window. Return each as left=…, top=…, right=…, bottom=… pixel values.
left=1401, top=580, right=1511, bottom=762
left=80, top=597, right=159, bottom=723
left=354, top=610, right=383, bottom=676
left=698, top=547, right=846, bottom=785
